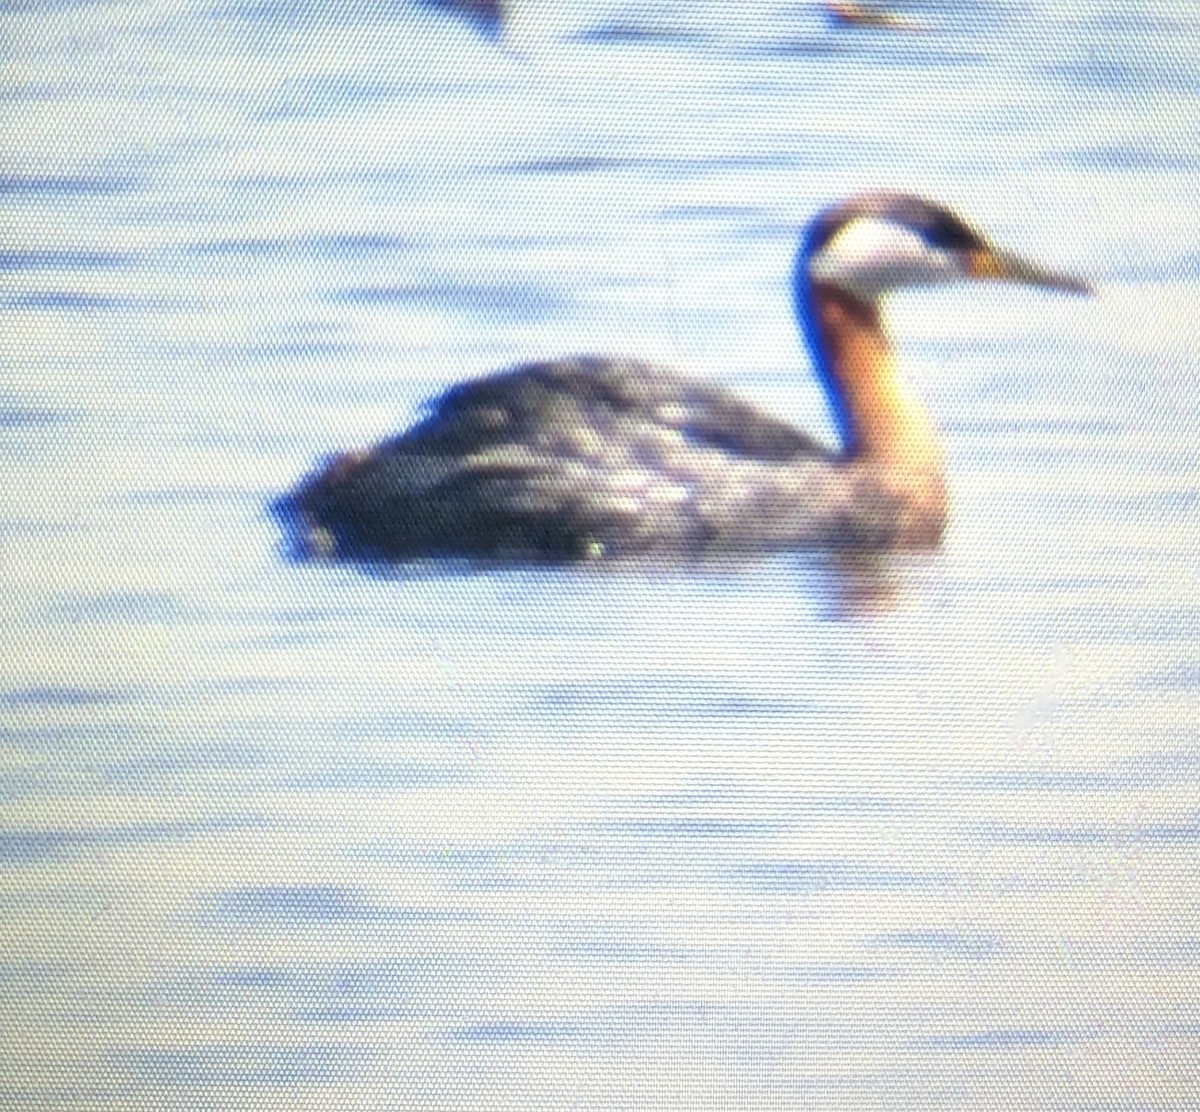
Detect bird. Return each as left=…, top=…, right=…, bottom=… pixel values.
left=417, top=0, right=508, bottom=40
left=823, top=1, right=923, bottom=32
left=276, top=193, right=1089, bottom=563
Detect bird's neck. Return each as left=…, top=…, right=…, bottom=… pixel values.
left=802, top=281, right=942, bottom=472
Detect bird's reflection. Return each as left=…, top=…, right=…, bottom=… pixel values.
left=814, top=554, right=909, bottom=619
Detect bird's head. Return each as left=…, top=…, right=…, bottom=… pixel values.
left=791, top=193, right=1090, bottom=458
left=797, top=192, right=1091, bottom=307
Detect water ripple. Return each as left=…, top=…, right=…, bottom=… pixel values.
left=0, top=816, right=264, bottom=866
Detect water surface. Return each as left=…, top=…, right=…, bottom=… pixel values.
left=2, top=1, right=1199, bottom=1107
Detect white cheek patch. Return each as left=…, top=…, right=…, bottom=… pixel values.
left=809, top=217, right=955, bottom=302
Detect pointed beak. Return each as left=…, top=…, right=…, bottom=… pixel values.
left=967, top=245, right=1092, bottom=295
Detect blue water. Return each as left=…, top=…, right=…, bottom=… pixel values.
left=2, top=1, right=1199, bottom=1107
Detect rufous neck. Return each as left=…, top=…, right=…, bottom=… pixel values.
left=800, top=280, right=942, bottom=469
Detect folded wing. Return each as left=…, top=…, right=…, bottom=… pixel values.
left=281, top=358, right=835, bottom=559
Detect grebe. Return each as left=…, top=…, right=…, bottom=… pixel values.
left=277, top=193, right=1088, bottom=562
left=824, top=1, right=922, bottom=31
left=419, top=0, right=507, bottom=39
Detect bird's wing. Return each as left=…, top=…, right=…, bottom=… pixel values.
left=286, top=358, right=836, bottom=558
left=400, top=357, right=831, bottom=463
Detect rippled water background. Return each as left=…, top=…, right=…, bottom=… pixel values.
left=3, top=1, right=1199, bottom=1107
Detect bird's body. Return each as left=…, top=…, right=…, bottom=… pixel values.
left=283, top=356, right=942, bottom=560
left=277, top=194, right=1086, bottom=563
